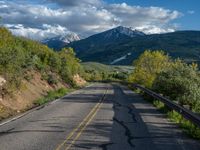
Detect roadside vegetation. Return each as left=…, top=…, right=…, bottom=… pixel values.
left=0, top=27, right=83, bottom=94
left=0, top=27, right=85, bottom=119
left=34, top=88, right=74, bottom=105
left=128, top=50, right=200, bottom=139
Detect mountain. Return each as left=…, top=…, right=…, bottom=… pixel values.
left=68, top=27, right=200, bottom=65
left=100, top=26, right=146, bottom=38
left=42, top=32, right=80, bottom=50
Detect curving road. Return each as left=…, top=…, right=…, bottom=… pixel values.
left=0, top=83, right=199, bottom=150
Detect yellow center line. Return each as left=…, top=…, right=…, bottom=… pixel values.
left=55, top=89, right=107, bottom=150
left=65, top=99, right=104, bottom=150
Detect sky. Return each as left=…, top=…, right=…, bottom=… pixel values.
left=0, top=0, right=199, bottom=40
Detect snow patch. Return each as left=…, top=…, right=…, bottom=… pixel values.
left=115, top=26, right=146, bottom=37
left=42, top=32, right=80, bottom=44
left=110, top=53, right=132, bottom=65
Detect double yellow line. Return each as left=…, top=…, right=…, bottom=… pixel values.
left=55, top=90, right=107, bottom=150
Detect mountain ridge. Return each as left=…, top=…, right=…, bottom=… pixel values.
left=41, top=26, right=200, bottom=65
left=68, top=28, right=200, bottom=65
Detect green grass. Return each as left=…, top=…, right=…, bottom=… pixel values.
left=168, top=110, right=200, bottom=139
left=152, top=99, right=200, bottom=139
left=34, top=88, right=74, bottom=105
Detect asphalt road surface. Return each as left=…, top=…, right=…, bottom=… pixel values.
left=0, top=83, right=199, bottom=150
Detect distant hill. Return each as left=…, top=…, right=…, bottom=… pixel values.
left=68, top=26, right=200, bottom=65
left=81, top=62, right=134, bottom=81
left=82, top=62, right=134, bottom=74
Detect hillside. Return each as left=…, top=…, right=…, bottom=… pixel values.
left=0, top=27, right=85, bottom=119
left=68, top=27, right=200, bottom=65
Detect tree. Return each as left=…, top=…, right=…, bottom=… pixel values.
left=59, top=48, right=81, bottom=85
left=128, top=50, right=170, bottom=88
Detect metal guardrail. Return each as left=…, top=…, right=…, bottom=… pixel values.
left=133, top=84, right=200, bottom=128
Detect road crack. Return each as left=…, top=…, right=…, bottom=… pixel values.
left=113, top=117, right=135, bottom=148
left=127, top=106, right=137, bottom=123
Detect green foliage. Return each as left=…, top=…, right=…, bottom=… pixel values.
left=168, top=111, right=200, bottom=139
left=153, top=60, right=200, bottom=113
left=129, top=51, right=200, bottom=113
left=0, top=27, right=83, bottom=92
left=128, top=50, right=170, bottom=88
left=34, top=88, right=73, bottom=105
left=59, top=48, right=82, bottom=85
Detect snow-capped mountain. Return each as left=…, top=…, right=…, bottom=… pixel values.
left=96, top=26, right=146, bottom=41
left=110, top=26, right=146, bottom=37
left=42, top=32, right=80, bottom=50
left=42, top=26, right=145, bottom=50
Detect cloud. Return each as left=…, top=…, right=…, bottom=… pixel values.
left=5, top=24, right=71, bottom=40
left=107, top=3, right=181, bottom=27
left=0, top=0, right=182, bottom=40
left=135, top=25, right=176, bottom=34
left=46, top=0, right=102, bottom=7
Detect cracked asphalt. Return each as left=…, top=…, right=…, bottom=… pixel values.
left=0, top=83, right=200, bottom=150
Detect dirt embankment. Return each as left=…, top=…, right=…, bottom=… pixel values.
left=73, top=74, right=87, bottom=87
left=0, top=71, right=67, bottom=120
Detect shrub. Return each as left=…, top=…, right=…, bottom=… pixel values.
left=47, top=74, right=58, bottom=85
left=153, top=60, right=200, bottom=113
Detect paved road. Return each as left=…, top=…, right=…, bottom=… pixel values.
left=0, top=83, right=199, bottom=150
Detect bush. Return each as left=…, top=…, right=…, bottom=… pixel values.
left=47, top=74, right=58, bottom=85
left=153, top=60, right=200, bottom=113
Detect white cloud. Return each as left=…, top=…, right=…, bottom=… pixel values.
left=107, top=3, right=181, bottom=28
left=46, top=0, right=102, bottom=7
left=5, top=24, right=71, bottom=40
left=0, top=0, right=182, bottom=40
left=135, top=25, right=175, bottom=34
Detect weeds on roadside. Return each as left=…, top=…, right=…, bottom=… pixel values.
left=152, top=100, right=200, bottom=139
left=34, top=88, right=73, bottom=105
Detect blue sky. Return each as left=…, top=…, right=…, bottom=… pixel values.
left=0, top=0, right=199, bottom=40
